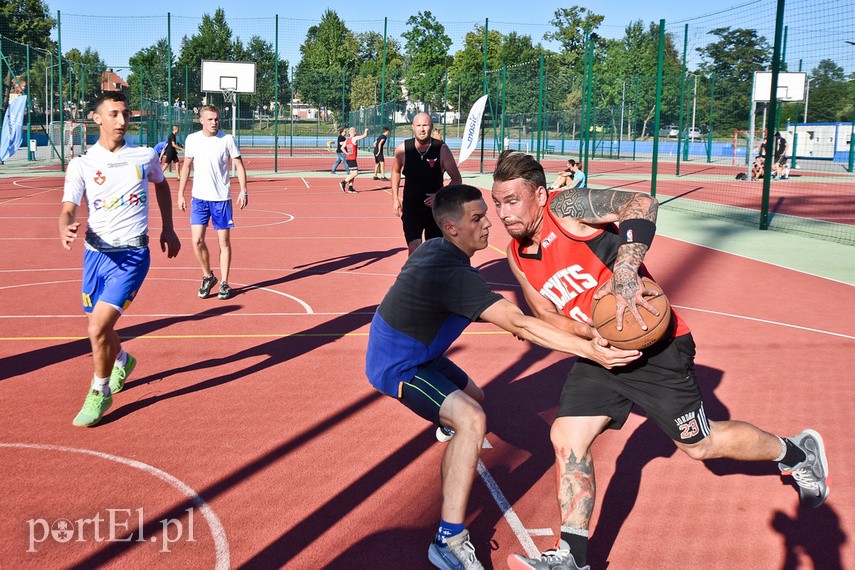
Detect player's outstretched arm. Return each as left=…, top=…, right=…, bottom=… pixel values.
left=153, top=179, right=181, bottom=258
left=480, top=298, right=640, bottom=369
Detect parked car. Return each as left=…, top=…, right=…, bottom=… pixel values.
left=685, top=127, right=702, bottom=140
left=659, top=124, right=679, bottom=138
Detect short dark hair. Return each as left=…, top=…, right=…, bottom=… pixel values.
left=91, top=91, right=127, bottom=114
left=493, top=150, right=546, bottom=190
left=432, top=184, right=484, bottom=228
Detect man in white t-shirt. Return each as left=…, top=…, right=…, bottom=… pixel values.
left=59, top=91, right=181, bottom=427
left=177, top=105, right=248, bottom=300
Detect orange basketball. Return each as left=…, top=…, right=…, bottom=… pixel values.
left=591, top=277, right=672, bottom=350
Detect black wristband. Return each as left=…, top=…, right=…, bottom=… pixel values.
left=618, top=219, right=656, bottom=248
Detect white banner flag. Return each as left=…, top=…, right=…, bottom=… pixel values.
left=458, top=94, right=489, bottom=165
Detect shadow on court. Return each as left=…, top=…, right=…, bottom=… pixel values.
left=0, top=305, right=240, bottom=382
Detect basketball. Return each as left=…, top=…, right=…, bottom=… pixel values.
left=591, top=277, right=671, bottom=350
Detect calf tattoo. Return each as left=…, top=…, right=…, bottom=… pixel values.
left=558, top=450, right=596, bottom=528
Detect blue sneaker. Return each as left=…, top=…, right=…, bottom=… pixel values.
left=109, top=353, right=136, bottom=394
left=428, top=529, right=483, bottom=570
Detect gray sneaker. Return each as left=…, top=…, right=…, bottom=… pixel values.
left=507, top=540, right=589, bottom=570
left=198, top=274, right=218, bottom=298
left=218, top=281, right=231, bottom=300
left=428, top=529, right=484, bottom=570
left=780, top=429, right=829, bottom=508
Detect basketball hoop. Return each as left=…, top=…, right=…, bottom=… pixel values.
left=222, top=88, right=236, bottom=105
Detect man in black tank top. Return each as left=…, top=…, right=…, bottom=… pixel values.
left=392, top=112, right=462, bottom=255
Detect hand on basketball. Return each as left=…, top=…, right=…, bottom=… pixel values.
left=594, top=269, right=660, bottom=331
left=583, top=337, right=641, bottom=369
left=60, top=222, right=80, bottom=250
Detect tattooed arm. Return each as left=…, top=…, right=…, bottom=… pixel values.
left=550, top=188, right=661, bottom=330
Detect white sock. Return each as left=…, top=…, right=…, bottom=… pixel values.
left=92, top=376, right=111, bottom=397
left=115, top=349, right=127, bottom=368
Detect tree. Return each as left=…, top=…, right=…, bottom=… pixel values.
left=0, top=0, right=55, bottom=117
left=544, top=6, right=604, bottom=69
left=349, top=31, right=403, bottom=113
left=293, top=9, right=359, bottom=122
left=176, top=8, right=243, bottom=108
left=244, top=35, right=289, bottom=118
left=128, top=38, right=172, bottom=110
left=62, top=48, right=106, bottom=119
left=806, top=59, right=851, bottom=122
left=401, top=11, right=452, bottom=113
left=696, top=27, right=770, bottom=131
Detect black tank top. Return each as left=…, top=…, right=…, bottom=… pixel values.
left=402, top=138, right=444, bottom=202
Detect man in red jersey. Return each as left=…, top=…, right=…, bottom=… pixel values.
left=491, top=150, right=829, bottom=570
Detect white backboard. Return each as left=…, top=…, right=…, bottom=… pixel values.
left=753, top=71, right=806, bottom=102
left=201, top=60, right=257, bottom=94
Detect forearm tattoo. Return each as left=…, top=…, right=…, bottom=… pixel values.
left=558, top=450, right=596, bottom=527
left=549, top=189, right=657, bottom=224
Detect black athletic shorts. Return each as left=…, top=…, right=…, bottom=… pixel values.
left=402, top=200, right=442, bottom=244
left=346, top=159, right=358, bottom=168
left=163, top=146, right=179, bottom=164
left=398, top=357, right=470, bottom=425
left=374, top=153, right=385, bottom=164
left=558, top=333, right=710, bottom=444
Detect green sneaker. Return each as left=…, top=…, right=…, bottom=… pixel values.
left=109, top=353, right=137, bottom=394
left=72, top=390, right=113, bottom=427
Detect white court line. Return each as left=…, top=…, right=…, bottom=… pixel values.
left=672, top=304, right=855, bottom=340
left=301, top=177, right=310, bottom=188
left=0, top=442, right=229, bottom=570
left=477, top=458, right=540, bottom=558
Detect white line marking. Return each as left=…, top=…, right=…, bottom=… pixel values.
left=477, top=459, right=540, bottom=558
left=301, top=177, right=310, bottom=188
left=527, top=528, right=555, bottom=537
left=672, top=304, right=855, bottom=340
left=0, top=442, right=229, bottom=570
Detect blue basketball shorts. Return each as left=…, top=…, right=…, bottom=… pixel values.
left=81, top=248, right=150, bottom=314
left=190, top=197, right=235, bottom=230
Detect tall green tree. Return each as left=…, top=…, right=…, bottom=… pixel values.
left=244, top=35, right=289, bottom=117
left=293, top=9, right=359, bottom=122
left=128, top=38, right=172, bottom=110
left=696, top=27, right=770, bottom=131
left=544, top=6, right=604, bottom=69
left=805, top=59, right=852, bottom=122
left=401, top=11, right=452, bottom=113
left=63, top=48, right=106, bottom=118
left=176, top=8, right=243, bottom=108
left=0, top=0, right=55, bottom=116
left=350, top=31, right=402, bottom=113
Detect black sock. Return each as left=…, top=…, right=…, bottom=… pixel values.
left=561, top=531, right=588, bottom=567
left=780, top=438, right=807, bottom=467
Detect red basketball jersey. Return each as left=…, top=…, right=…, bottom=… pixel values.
left=510, top=196, right=690, bottom=337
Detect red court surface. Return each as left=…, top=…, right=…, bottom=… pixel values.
left=0, top=172, right=853, bottom=569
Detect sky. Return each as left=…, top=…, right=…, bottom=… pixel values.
left=43, top=0, right=749, bottom=70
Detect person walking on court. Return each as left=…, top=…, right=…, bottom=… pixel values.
left=177, top=105, right=248, bottom=300
left=161, top=124, right=184, bottom=176
left=341, top=126, right=369, bottom=193
left=491, top=151, right=829, bottom=570
left=373, top=126, right=390, bottom=180
left=58, top=91, right=181, bottom=427
left=330, top=127, right=350, bottom=174
left=391, top=112, right=462, bottom=255
left=366, top=184, right=640, bottom=570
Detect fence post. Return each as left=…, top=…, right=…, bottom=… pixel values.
left=760, top=0, right=787, bottom=231
left=274, top=14, right=279, bottom=173
left=677, top=23, right=688, bottom=175
left=707, top=73, right=715, bottom=162
left=651, top=19, right=666, bottom=197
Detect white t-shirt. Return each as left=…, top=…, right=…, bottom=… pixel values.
left=184, top=130, right=240, bottom=201
left=62, top=142, right=163, bottom=250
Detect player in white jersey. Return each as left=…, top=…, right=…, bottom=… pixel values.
left=59, top=91, right=181, bottom=427
left=177, top=105, right=248, bottom=300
